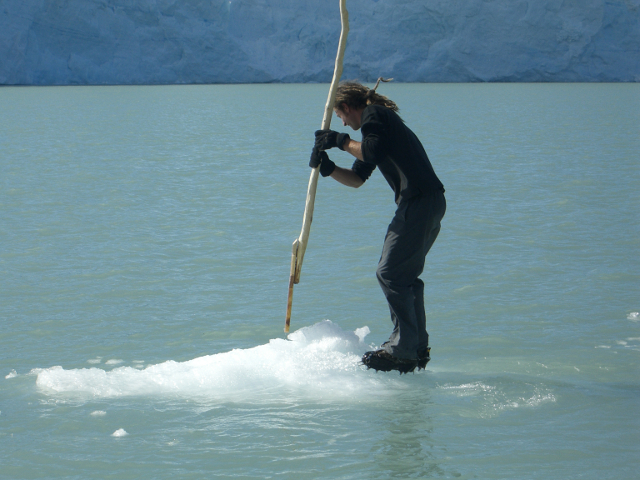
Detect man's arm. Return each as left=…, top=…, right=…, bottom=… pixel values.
left=342, top=138, right=363, bottom=160
left=330, top=165, right=364, bottom=188
left=311, top=136, right=365, bottom=187
left=327, top=138, right=365, bottom=187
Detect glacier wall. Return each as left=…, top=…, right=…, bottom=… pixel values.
left=1, top=0, right=638, bottom=85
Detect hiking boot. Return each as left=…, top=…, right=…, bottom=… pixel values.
left=362, top=350, right=417, bottom=374
left=417, top=347, right=431, bottom=370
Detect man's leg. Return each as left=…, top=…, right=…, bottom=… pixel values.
left=377, top=198, right=429, bottom=359
left=415, top=219, right=442, bottom=350
left=413, top=278, right=428, bottom=350
left=377, top=193, right=445, bottom=360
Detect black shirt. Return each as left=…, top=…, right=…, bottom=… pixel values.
left=352, top=104, right=443, bottom=204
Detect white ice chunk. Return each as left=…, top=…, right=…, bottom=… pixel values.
left=34, top=321, right=401, bottom=403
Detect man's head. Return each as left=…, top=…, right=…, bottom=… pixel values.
left=334, top=103, right=364, bottom=130
left=333, top=79, right=399, bottom=130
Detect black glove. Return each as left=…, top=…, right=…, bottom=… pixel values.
left=309, top=146, right=336, bottom=177
left=315, top=129, right=350, bottom=151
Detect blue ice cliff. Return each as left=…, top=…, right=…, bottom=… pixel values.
left=1, top=0, right=638, bottom=85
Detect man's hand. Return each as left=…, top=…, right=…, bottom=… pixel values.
left=309, top=146, right=336, bottom=177
left=315, top=130, right=350, bottom=151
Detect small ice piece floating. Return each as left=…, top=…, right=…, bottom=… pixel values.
left=627, top=312, right=639, bottom=321
left=111, top=428, right=128, bottom=437
left=33, top=321, right=400, bottom=403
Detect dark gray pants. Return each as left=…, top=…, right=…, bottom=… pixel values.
left=377, top=191, right=446, bottom=360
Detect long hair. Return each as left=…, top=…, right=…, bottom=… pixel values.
left=334, top=78, right=399, bottom=112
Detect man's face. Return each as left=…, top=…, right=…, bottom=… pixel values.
left=334, top=105, right=361, bottom=131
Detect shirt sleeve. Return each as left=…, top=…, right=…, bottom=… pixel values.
left=352, top=159, right=376, bottom=182
left=360, top=107, right=388, bottom=165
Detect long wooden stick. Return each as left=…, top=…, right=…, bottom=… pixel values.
left=285, top=0, right=349, bottom=333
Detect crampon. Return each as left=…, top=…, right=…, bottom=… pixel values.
left=361, top=350, right=418, bottom=374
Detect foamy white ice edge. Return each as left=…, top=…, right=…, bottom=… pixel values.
left=34, top=321, right=395, bottom=402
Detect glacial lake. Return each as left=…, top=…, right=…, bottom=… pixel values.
left=1, top=82, right=639, bottom=479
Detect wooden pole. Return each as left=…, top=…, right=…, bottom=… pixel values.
left=285, top=0, right=349, bottom=333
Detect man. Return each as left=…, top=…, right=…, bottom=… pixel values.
left=311, top=79, right=446, bottom=374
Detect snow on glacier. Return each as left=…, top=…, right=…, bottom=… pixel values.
left=0, top=0, right=638, bottom=85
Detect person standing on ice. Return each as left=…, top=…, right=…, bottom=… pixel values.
left=311, top=79, right=446, bottom=374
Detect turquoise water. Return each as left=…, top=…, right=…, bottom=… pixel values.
left=1, top=83, right=639, bottom=479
